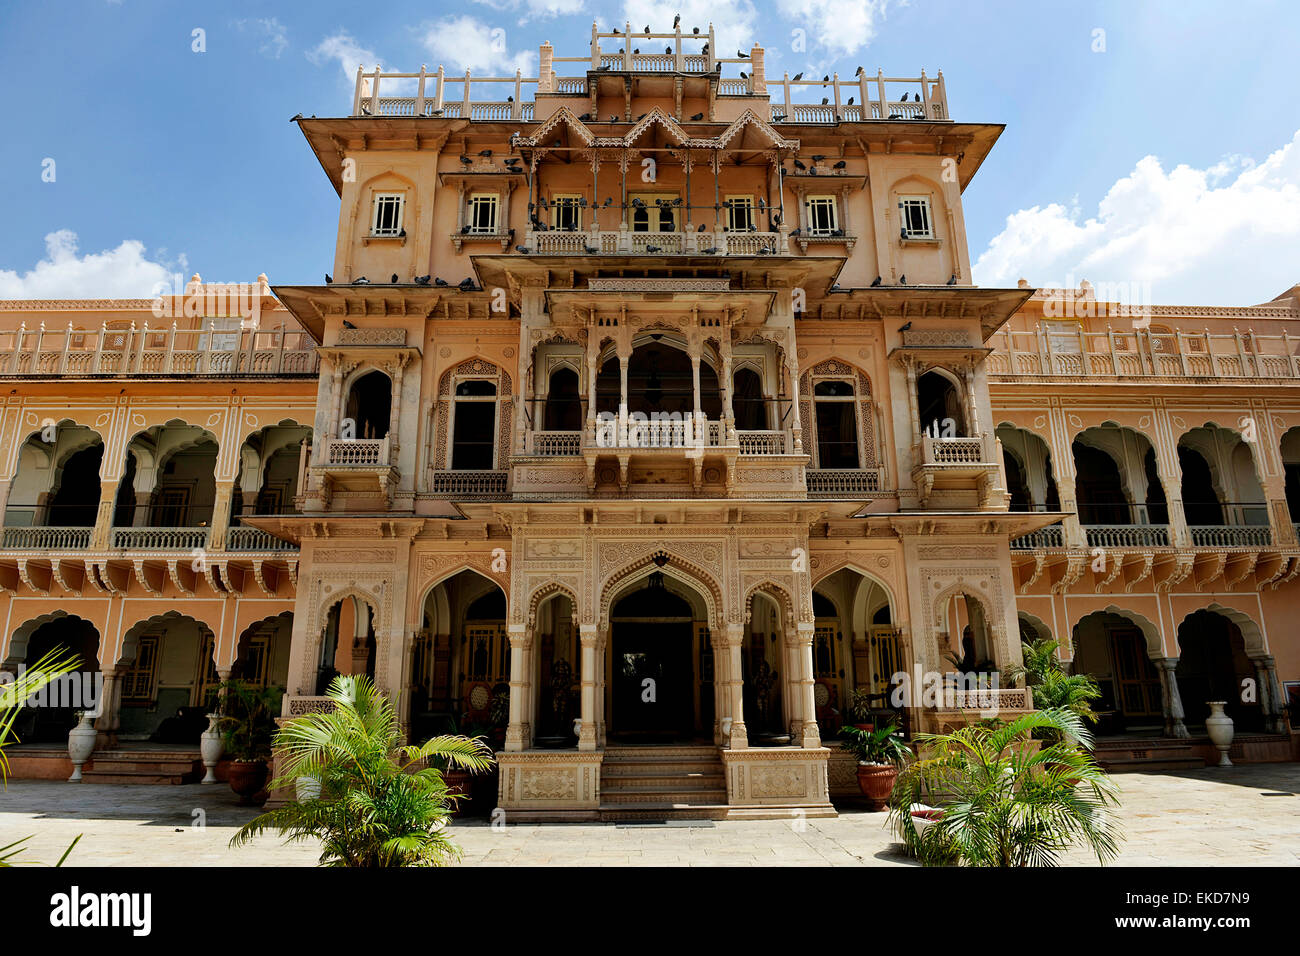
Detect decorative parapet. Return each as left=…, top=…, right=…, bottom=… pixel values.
left=336, top=327, right=406, bottom=346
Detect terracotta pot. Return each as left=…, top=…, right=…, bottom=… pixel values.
left=855, top=763, right=898, bottom=811
left=443, top=770, right=472, bottom=811
left=911, top=807, right=944, bottom=838
left=228, top=760, right=269, bottom=805
left=853, top=723, right=875, bottom=732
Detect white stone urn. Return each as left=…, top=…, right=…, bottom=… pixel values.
left=295, top=775, right=321, bottom=802
left=67, top=712, right=97, bottom=782
left=199, top=714, right=223, bottom=784
left=572, top=718, right=582, bottom=738
left=1205, top=701, right=1234, bottom=767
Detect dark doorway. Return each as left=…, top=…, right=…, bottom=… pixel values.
left=733, top=367, right=767, bottom=430
left=344, top=370, right=392, bottom=440
left=609, top=578, right=695, bottom=740
left=544, top=367, right=582, bottom=431
left=1179, top=446, right=1224, bottom=526
left=1176, top=611, right=1261, bottom=731
left=1072, top=443, right=1129, bottom=524
left=47, top=444, right=103, bottom=527
left=916, top=370, right=965, bottom=437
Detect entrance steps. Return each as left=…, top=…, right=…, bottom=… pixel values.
left=1093, top=737, right=1205, bottom=773
left=80, top=749, right=203, bottom=785
left=599, top=745, right=728, bottom=820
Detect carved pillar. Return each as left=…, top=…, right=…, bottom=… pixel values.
left=786, top=357, right=804, bottom=453
left=1252, top=655, right=1281, bottom=732
left=386, top=358, right=405, bottom=460
left=578, top=623, right=598, bottom=750
left=723, top=624, right=748, bottom=748
left=962, top=361, right=981, bottom=437
left=1156, top=657, right=1189, bottom=739
left=505, top=625, right=531, bottom=751
left=904, top=359, right=921, bottom=446
left=795, top=622, right=820, bottom=747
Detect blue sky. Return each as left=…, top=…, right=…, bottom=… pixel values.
left=2, top=0, right=1298, bottom=305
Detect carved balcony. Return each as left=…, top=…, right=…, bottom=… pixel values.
left=913, top=432, right=1004, bottom=508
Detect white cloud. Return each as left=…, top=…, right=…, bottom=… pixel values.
left=0, top=231, right=185, bottom=300
left=775, top=0, right=893, bottom=58
left=973, top=130, right=1300, bottom=305
left=468, top=0, right=588, bottom=21
left=620, top=1, right=759, bottom=60
left=308, top=31, right=379, bottom=83
left=419, top=16, right=536, bottom=75
left=236, top=17, right=288, bottom=59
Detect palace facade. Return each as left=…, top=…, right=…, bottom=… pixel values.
left=2, top=23, right=1295, bottom=819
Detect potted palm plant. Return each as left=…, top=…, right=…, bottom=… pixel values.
left=230, top=674, right=494, bottom=866
left=845, top=690, right=875, bottom=731
left=839, top=723, right=911, bottom=810
left=218, top=679, right=280, bottom=805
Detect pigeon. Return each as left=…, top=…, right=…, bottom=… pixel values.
left=788, top=227, right=800, bottom=237
left=391, top=273, right=399, bottom=284
left=847, top=97, right=854, bottom=106
left=666, top=47, right=673, bottom=55
left=855, top=66, right=864, bottom=76
left=290, top=112, right=303, bottom=122
left=632, top=197, right=646, bottom=208
left=634, top=48, right=640, bottom=55
left=693, top=27, right=699, bottom=34
left=793, top=159, right=807, bottom=170
left=701, top=247, right=719, bottom=254
left=832, top=160, right=847, bottom=169
left=353, top=277, right=369, bottom=284
left=414, top=275, right=431, bottom=285
left=461, top=225, right=471, bottom=234
left=645, top=245, right=662, bottom=253
left=516, top=246, right=530, bottom=255
left=792, top=72, right=803, bottom=82
left=870, top=275, right=882, bottom=287
left=947, top=274, right=958, bottom=285
left=697, top=223, right=707, bottom=232
left=578, top=112, right=592, bottom=121
left=674, top=14, right=681, bottom=27
left=690, top=112, right=704, bottom=120
left=822, top=75, right=829, bottom=84
left=398, top=228, right=406, bottom=237
left=900, top=92, right=909, bottom=102
left=458, top=277, right=477, bottom=290
left=812, top=155, right=825, bottom=162
left=507, top=95, right=513, bottom=103
left=460, top=155, right=472, bottom=165
left=740, top=71, right=747, bottom=79
left=899, top=274, right=907, bottom=285
left=644, top=25, right=651, bottom=34
left=325, top=273, right=333, bottom=284
left=821, top=97, right=829, bottom=105
left=772, top=113, right=786, bottom=122
left=829, top=282, right=842, bottom=291
left=603, top=197, right=613, bottom=206
left=738, top=50, right=749, bottom=58
left=771, top=212, right=782, bottom=225
left=342, top=320, right=356, bottom=329
left=434, top=277, right=449, bottom=287
left=609, top=115, right=618, bottom=122
left=478, top=149, right=492, bottom=157
left=585, top=246, right=599, bottom=254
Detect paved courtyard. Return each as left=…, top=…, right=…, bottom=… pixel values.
left=2, top=763, right=1297, bottom=866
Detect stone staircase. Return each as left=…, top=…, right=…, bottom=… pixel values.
left=599, top=745, right=728, bottom=821
left=1093, top=736, right=1205, bottom=772
left=81, top=749, right=204, bottom=785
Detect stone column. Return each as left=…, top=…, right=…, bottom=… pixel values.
left=617, top=351, right=630, bottom=446
left=1156, top=657, right=1189, bottom=739
left=785, top=357, right=804, bottom=453
left=504, top=625, right=531, bottom=751
left=91, top=478, right=120, bottom=549
left=93, top=666, right=122, bottom=750
left=723, top=624, right=748, bottom=748
left=795, top=622, right=820, bottom=748
left=0, top=479, right=12, bottom=531
left=207, top=480, right=235, bottom=551
left=578, top=623, right=598, bottom=750
left=1262, top=656, right=1285, bottom=733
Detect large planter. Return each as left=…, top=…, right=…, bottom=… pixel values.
left=855, top=762, right=898, bottom=811
left=199, top=714, right=223, bottom=784
left=67, top=713, right=97, bottom=782
left=228, top=760, right=269, bottom=805
left=1205, top=701, right=1234, bottom=767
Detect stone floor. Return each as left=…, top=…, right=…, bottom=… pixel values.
left=2, top=763, right=1296, bottom=866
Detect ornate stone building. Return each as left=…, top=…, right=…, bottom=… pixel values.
left=1, top=23, right=1294, bottom=818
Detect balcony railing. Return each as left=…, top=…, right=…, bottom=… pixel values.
left=1010, top=524, right=1064, bottom=550
left=989, top=323, right=1300, bottom=383
left=225, top=527, right=298, bottom=552
left=524, top=228, right=781, bottom=257
left=1, top=526, right=92, bottom=549
left=589, top=417, right=723, bottom=449
left=1083, top=525, right=1170, bottom=549
left=806, top=469, right=883, bottom=496
left=0, top=324, right=319, bottom=378
left=429, top=470, right=508, bottom=498
left=920, top=433, right=997, bottom=466
left=527, top=431, right=583, bottom=456
left=323, top=437, right=389, bottom=467
left=112, top=527, right=210, bottom=550
left=738, top=430, right=787, bottom=455
left=1189, top=525, right=1272, bottom=548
